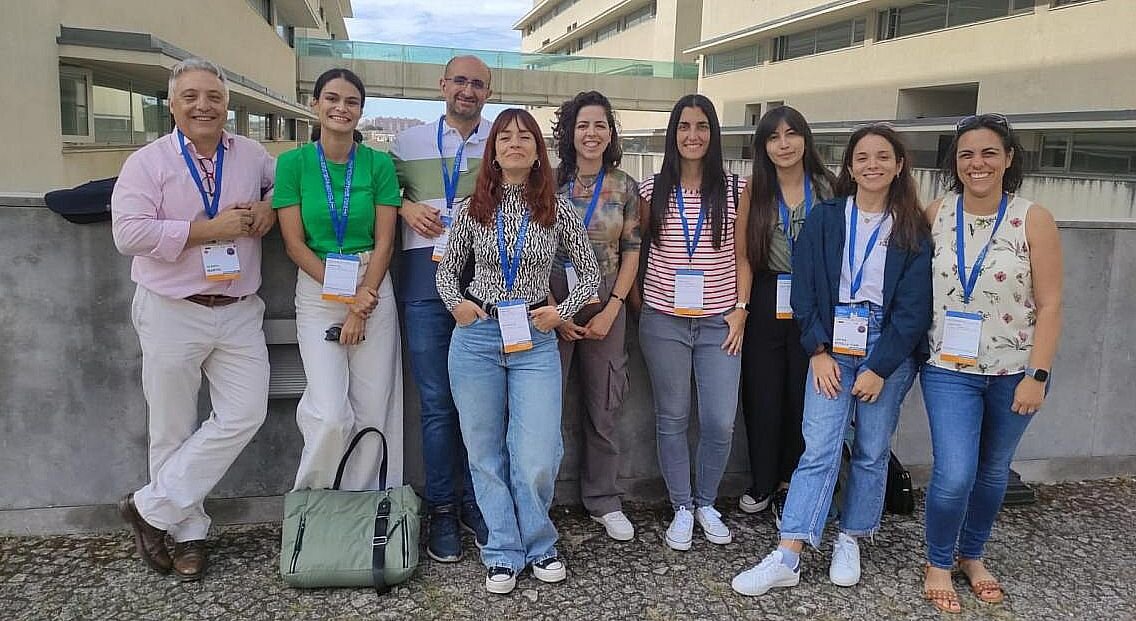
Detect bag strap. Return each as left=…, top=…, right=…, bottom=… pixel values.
left=332, top=427, right=389, bottom=491
left=732, top=174, right=739, bottom=208
left=371, top=496, right=391, bottom=595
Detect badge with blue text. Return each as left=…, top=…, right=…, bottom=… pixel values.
left=202, top=241, right=240, bottom=281
left=832, top=304, right=868, bottom=356
left=940, top=310, right=982, bottom=366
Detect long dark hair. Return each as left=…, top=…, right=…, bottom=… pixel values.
left=941, top=114, right=1024, bottom=194
left=746, top=106, right=836, bottom=271
left=309, top=67, right=365, bottom=143
left=834, top=125, right=929, bottom=252
left=650, top=94, right=728, bottom=249
left=553, top=91, right=621, bottom=187
left=468, top=108, right=557, bottom=228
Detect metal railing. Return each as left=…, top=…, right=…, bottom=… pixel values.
left=296, top=37, right=699, bottom=79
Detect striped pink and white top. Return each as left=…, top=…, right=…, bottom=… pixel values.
left=639, top=174, right=744, bottom=317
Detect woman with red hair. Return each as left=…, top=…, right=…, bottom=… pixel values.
left=435, top=108, right=599, bottom=595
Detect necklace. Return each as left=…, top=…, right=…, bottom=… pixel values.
left=575, top=172, right=599, bottom=192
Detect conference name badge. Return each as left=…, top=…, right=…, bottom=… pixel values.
left=832, top=304, right=868, bottom=356
left=322, top=253, right=360, bottom=303
left=776, top=274, right=793, bottom=320
left=201, top=240, right=240, bottom=281
left=564, top=261, right=601, bottom=304
left=432, top=216, right=452, bottom=262
left=673, top=269, right=705, bottom=316
left=497, top=300, right=533, bottom=353
left=940, top=310, right=982, bottom=367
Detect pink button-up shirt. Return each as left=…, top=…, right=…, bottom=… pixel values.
left=111, top=129, right=275, bottom=298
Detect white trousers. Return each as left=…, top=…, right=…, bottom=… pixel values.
left=292, top=260, right=403, bottom=491
left=131, top=286, right=269, bottom=542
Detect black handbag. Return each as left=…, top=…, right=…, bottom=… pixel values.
left=44, top=177, right=116, bottom=224
left=884, top=451, right=915, bottom=515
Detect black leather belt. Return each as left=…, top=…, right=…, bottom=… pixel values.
left=464, top=291, right=549, bottom=319
left=185, top=294, right=246, bottom=307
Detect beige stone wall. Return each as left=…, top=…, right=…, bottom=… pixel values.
left=698, top=2, right=1136, bottom=125
left=700, top=0, right=829, bottom=41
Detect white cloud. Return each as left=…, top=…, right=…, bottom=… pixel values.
left=345, top=0, right=529, bottom=51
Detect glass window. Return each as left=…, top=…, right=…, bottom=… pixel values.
left=226, top=110, right=238, bottom=134
left=704, top=45, right=760, bottom=75
left=248, top=0, right=272, bottom=24
left=133, top=93, right=169, bottom=144
left=248, top=113, right=269, bottom=141
left=895, top=1, right=948, bottom=38
left=624, top=2, right=656, bottom=29
left=1039, top=134, right=1069, bottom=170
left=594, top=21, right=619, bottom=43
left=1070, top=132, right=1136, bottom=175
left=276, top=24, right=295, bottom=47
left=815, top=21, right=852, bottom=53
left=948, top=0, right=1009, bottom=27
left=92, top=82, right=134, bottom=145
left=1052, top=0, right=1093, bottom=5
left=59, top=69, right=90, bottom=137
left=774, top=18, right=864, bottom=61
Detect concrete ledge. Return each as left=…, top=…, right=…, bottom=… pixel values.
left=3, top=459, right=1131, bottom=536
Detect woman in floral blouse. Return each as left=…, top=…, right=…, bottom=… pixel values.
left=920, top=115, right=1063, bottom=613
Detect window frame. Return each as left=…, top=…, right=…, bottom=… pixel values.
left=59, top=66, right=95, bottom=144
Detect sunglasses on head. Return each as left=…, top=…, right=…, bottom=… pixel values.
left=955, top=113, right=1009, bottom=133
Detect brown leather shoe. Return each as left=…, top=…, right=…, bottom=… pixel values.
left=172, top=540, right=208, bottom=581
left=118, top=494, right=171, bottom=573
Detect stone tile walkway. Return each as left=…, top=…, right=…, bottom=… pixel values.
left=1, top=478, right=1133, bottom=620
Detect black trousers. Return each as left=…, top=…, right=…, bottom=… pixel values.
left=740, top=271, right=809, bottom=496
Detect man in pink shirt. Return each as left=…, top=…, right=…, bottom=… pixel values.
left=111, top=57, right=276, bottom=581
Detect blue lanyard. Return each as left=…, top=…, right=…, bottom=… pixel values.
left=437, top=116, right=470, bottom=212
left=674, top=185, right=705, bottom=261
left=497, top=209, right=531, bottom=294
left=177, top=130, right=225, bottom=219
left=848, top=201, right=888, bottom=299
left=316, top=141, right=356, bottom=251
left=567, top=166, right=607, bottom=229
left=776, top=175, right=813, bottom=254
left=956, top=193, right=1009, bottom=305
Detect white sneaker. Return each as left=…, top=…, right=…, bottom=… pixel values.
left=829, top=532, right=861, bottom=587
left=731, top=550, right=801, bottom=596
left=695, top=506, right=732, bottom=544
left=738, top=492, right=772, bottom=514
left=485, top=566, right=516, bottom=594
left=532, top=556, right=567, bottom=583
left=591, top=511, right=635, bottom=541
left=665, top=507, right=694, bottom=551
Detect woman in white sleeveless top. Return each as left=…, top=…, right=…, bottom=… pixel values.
left=920, top=115, right=1063, bottom=613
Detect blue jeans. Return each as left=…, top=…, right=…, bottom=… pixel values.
left=448, top=317, right=563, bottom=571
left=921, top=364, right=1034, bottom=569
left=402, top=300, right=475, bottom=508
left=780, top=303, right=916, bottom=547
left=638, top=305, right=741, bottom=510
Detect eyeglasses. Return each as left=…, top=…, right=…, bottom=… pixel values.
left=197, top=156, right=216, bottom=196
left=955, top=113, right=1009, bottom=132
left=443, top=75, right=488, bottom=92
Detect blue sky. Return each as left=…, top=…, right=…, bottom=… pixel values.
left=345, top=0, right=529, bottom=122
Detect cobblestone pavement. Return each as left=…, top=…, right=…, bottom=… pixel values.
left=1, top=478, right=1133, bottom=620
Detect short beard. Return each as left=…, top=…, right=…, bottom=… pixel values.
left=446, top=100, right=481, bottom=122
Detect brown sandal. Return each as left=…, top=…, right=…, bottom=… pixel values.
left=959, top=560, right=1006, bottom=604
left=923, top=565, right=962, bottom=614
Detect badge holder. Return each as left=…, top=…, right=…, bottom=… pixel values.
left=940, top=310, right=982, bottom=366
left=202, top=241, right=240, bottom=281
left=673, top=268, right=705, bottom=316
left=775, top=274, right=793, bottom=319
left=432, top=215, right=452, bottom=262
left=322, top=253, right=361, bottom=303
left=832, top=304, right=869, bottom=356
left=497, top=300, right=533, bottom=353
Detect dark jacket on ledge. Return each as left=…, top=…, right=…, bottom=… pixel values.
left=790, top=196, right=932, bottom=379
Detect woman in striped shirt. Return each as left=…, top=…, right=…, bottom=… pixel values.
left=637, top=94, right=751, bottom=551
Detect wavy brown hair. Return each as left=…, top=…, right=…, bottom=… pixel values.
left=834, top=124, right=929, bottom=252
left=552, top=90, right=622, bottom=187
left=468, top=108, right=558, bottom=228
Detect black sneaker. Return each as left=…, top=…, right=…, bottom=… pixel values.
left=461, top=501, right=489, bottom=549
left=772, top=488, right=789, bottom=530
left=426, top=504, right=462, bottom=563
left=531, top=556, right=567, bottom=583
left=739, top=490, right=772, bottom=514
left=485, top=565, right=516, bottom=594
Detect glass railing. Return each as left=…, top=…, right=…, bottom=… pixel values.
left=296, top=38, right=699, bottom=80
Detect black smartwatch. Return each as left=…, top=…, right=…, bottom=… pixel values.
left=1025, top=366, right=1049, bottom=383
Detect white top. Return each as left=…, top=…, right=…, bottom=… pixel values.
left=838, top=195, right=893, bottom=306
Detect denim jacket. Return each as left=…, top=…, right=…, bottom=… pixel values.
left=790, top=197, right=932, bottom=378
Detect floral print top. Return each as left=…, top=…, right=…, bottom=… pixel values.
left=928, top=192, right=1036, bottom=375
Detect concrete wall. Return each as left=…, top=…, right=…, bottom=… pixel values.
left=696, top=1, right=1135, bottom=125
left=0, top=193, right=1133, bottom=534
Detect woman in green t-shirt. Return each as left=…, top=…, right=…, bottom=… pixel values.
left=274, top=68, right=404, bottom=491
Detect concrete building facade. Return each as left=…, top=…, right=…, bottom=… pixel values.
left=2, top=0, right=351, bottom=195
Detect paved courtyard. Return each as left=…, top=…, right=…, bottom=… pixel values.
left=1, top=478, right=1133, bottom=620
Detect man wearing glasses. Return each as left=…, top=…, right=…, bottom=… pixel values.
left=390, top=55, right=493, bottom=563
left=111, top=57, right=276, bottom=581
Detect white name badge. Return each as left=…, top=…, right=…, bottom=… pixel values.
left=776, top=274, right=793, bottom=320
left=832, top=304, right=869, bottom=356
left=202, top=240, right=240, bottom=281
left=431, top=216, right=453, bottom=262
left=322, top=253, right=361, bottom=303
left=564, top=261, right=601, bottom=305
left=940, top=310, right=983, bottom=367
left=674, top=269, right=705, bottom=316
left=497, top=300, right=533, bottom=353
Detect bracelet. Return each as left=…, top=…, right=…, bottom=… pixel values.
left=610, top=292, right=625, bottom=304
